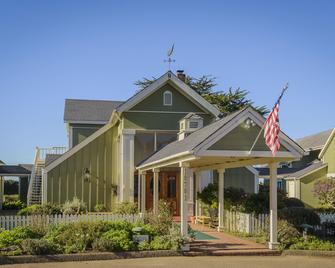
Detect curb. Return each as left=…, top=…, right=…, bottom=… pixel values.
left=283, top=250, right=335, bottom=257
left=0, top=250, right=184, bottom=265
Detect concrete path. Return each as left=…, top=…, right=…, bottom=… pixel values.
left=3, top=256, right=334, bottom=268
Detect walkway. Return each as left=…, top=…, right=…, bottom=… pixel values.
left=188, top=223, right=280, bottom=256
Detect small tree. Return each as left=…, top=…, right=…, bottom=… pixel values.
left=313, top=179, right=335, bottom=209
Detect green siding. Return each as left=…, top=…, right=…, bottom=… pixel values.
left=47, top=124, right=118, bottom=211
left=209, top=123, right=288, bottom=151
left=130, top=83, right=205, bottom=113
left=123, top=112, right=214, bottom=130
left=300, top=166, right=327, bottom=208
left=71, top=124, right=103, bottom=146
left=323, top=134, right=335, bottom=174
left=213, top=167, right=256, bottom=193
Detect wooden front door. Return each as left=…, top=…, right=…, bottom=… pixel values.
left=145, top=171, right=180, bottom=216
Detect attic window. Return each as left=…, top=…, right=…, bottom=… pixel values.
left=163, top=90, right=172, bottom=106
left=189, top=121, right=199, bottom=129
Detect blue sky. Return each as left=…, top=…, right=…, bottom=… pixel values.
left=0, top=0, right=334, bottom=164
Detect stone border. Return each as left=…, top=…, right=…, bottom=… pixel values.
left=0, top=250, right=184, bottom=265
left=283, top=250, right=335, bottom=257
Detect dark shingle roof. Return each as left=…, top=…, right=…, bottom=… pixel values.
left=289, top=161, right=327, bottom=179
left=257, top=167, right=302, bottom=177
left=138, top=108, right=246, bottom=167
left=0, top=165, right=32, bottom=175
left=64, top=99, right=124, bottom=123
left=45, top=154, right=62, bottom=167
left=296, top=129, right=333, bottom=151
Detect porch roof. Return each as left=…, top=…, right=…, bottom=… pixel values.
left=0, top=165, right=32, bottom=176
left=137, top=106, right=305, bottom=171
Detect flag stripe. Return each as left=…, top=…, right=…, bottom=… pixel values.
left=264, top=103, right=281, bottom=156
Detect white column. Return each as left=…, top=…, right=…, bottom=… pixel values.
left=180, top=164, right=189, bottom=237
left=269, top=162, right=279, bottom=250
left=195, top=171, right=201, bottom=222
left=153, top=168, right=159, bottom=214
left=218, top=168, right=225, bottom=230
left=137, top=173, right=141, bottom=212
left=0, top=176, right=3, bottom=210
left=140, top=171, right=146, bottom=213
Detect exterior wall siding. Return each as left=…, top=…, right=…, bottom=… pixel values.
left=46, top=124, right=118, bottom=211
left=209, top=123, right=288, bottom=152
left=70, top=124, right=104, bottom=147
left=300, top=166, right=328, bottom=208
left=323, top=135, right=335, bottom=174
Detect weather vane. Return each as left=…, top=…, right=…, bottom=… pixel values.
left=164, top=44, right=175, bottom=70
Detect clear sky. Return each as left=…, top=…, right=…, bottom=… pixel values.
left=0, top=0, right=334, bottom=164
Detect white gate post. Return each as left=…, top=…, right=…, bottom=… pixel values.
left=269, top=162, right=279, bottom=249
left=217, top=168, right=225, bottom=231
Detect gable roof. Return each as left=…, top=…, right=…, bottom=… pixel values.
left=116, top=71, right=220, bottom=117
left=64, top=99, right=124, bottom=124
left=0, top=165, right=32, bottom=176
left=296, top=129, right=334, bottom=151
left=286, top=161, right=327, bottom=180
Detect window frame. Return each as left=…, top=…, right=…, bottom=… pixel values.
left=163, top=90, right=173, bottom=106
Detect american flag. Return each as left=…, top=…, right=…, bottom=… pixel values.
left=264, top=84, right=288, bottom=156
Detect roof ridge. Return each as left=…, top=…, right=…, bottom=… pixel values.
left=65, top=98, right=124, bottom=102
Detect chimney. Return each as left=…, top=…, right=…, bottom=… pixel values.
left=176, top=70, right=186, bottom=82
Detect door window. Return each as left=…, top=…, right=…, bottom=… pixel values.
left=167, top=176, right=176, bottom=198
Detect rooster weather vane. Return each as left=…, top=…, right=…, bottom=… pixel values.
left=164, top=44, right=175, bottom=70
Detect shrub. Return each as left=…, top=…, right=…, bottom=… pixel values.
left=21, top=239, right=61, bottom=255
left=283, top=198, right=305, bottom=208
left=62, top=197, right=87, bottom=215
left=290, top=236, right=335, bottom=251
left=278, top=207, right=320, bottom=228
left=93, top=229, right=133, bottom=251
left=17, top=203, right=61, bottom=216
left=144, top=200, right=173, bottom=235
left=2, top=200, right=25, bottom=210
left=94, top=203, right=107, bottom=212
left=313, top=178, right=335, bottom=209
left=150, top=225, right=187, bottom=250
left=137, top=240, right=151, bottom=250
left=0, top=226, right=45, bottom=249
left=277, top=220, right=301, bottom=249
left=112, top=202, right=138, bottom=215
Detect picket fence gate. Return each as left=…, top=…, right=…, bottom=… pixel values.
left=223, top=210, right=269, bottom=234
left=0, top=213, right=143, bottom=230
left=319, top=213, right=335, bottom=223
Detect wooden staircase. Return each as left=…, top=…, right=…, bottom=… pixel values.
left=27, top=147, right=67, bottom=205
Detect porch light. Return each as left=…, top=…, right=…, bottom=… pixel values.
left=243, top=118, right=256, bottom=129
left=83, top=168, right=91, bottom=182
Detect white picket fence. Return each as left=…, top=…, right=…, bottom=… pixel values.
left=319, top=213, right=335, bottom=223
left=223, top=210, right=269, bottom=234
left=0, top=213, right=143, bottom=230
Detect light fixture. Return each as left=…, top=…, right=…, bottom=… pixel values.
left=243, top=118, right=256, bottom=129
left=83, top=168, right=91, bottom=182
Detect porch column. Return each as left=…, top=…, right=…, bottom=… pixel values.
left=180, top=163, right=190, bottom=237
left=269, top=162, right=279, bottom=250
left=217, top=168, right=225, bottom=231
left=140, top=171, right=146, bottom=214
left=195, top=171, right=201, bottom=222
left=153, top=168, right=160, bottom=214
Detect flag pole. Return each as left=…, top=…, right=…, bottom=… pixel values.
left=248, top=83, right=289, bottom=155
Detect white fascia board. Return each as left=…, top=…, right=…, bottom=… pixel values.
left=318, top=128, right=335, bottom=159
left=117, top=71, right=220, bottom=117
left=65, top=120, right=107, bottom=125
left=45, top=122, right=115, bottom=172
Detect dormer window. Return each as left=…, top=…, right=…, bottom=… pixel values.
left=163, top=90, right=172, bottom=106
left=189, top=121, right=199, bottom=129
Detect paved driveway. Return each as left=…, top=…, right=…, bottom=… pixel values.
left=3, top=256, right=334, bottom=268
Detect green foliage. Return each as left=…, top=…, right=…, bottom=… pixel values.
left=94, top=203, right=107, bottom=212
left=137, top=240, right=151, bottom=250
left=0, top=226, right=45, bottom=250
left=2, top=200, right=25, bottom=210
left=144, top=200, right=173, bottom=235
left=282, top=198, right=305, bottom=208
left=21, top=239, right=61, bottom=255
left=289, top=236, right=335, bottom=251
left=62, top=197, right=87, bottom=215
left=112, top=202, right=138, bottom=215
left=278, top=207, right=320, bottom=228
left=93, top=229, right=134, bottom=251
left=17, top=203, right=61, bottom=216
left=135, top=74, right=268, bottom=115
left=313, top=178, right=335, bottom=209
left=277, top=220, right=301, bottom=249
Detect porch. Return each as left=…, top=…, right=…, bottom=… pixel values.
left=136, top=107, right=305, bottom=250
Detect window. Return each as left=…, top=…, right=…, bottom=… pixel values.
left=167, top=176, right=176, bottom=198
left=156, top=132, right=177, bottom=150
left=134, top=132, right=155, bottom=165
left=189, top=121, right=199, bottom=129
left=163, top=90, right=172, bottom=106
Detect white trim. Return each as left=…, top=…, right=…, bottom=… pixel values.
left=117, top=71, right=220, bottom=117
left=327, top=173, right=335, bottom=178
left=198, top=150, right=298, bottom=158
left=65, top=120, right=107, bottom=125
left=285, top=164, right=328, bottom=180
left=245, top=166, right=259, bottom=193
left=319, top=128, right=335, bottom=159
left=125, top=110, right=208, bottom=114
left=163, top=90, right=173, bottom=106
left=45, top=122, right=115, bottom=172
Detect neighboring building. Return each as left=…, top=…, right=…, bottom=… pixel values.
left=258, top=129, right=335, bottom=208
left=26, top=71, right=303, bottom=215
